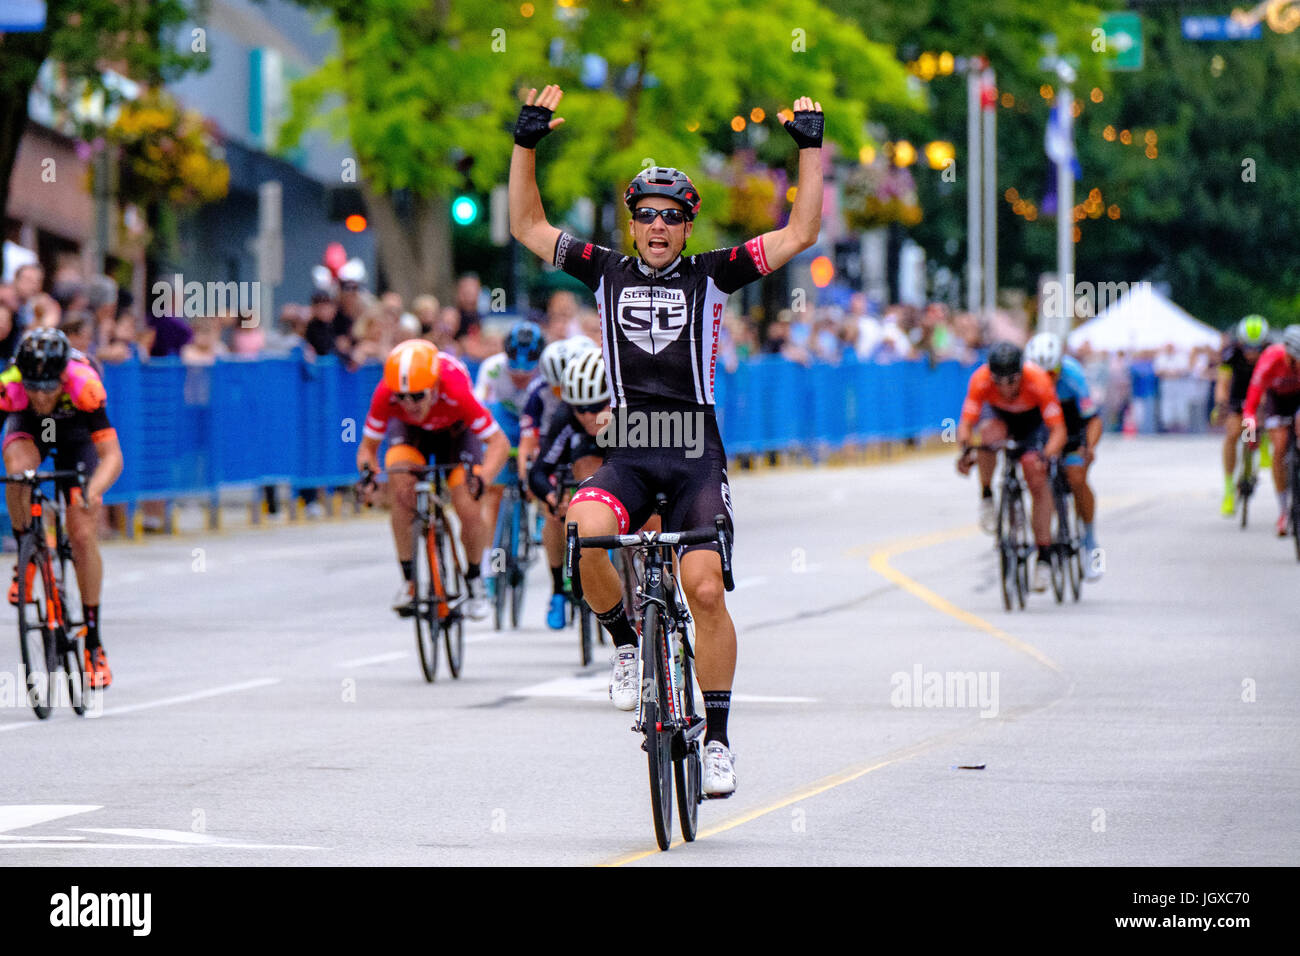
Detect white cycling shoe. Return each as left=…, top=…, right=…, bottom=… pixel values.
left=391, top=580, right=415, bottom=616
left=702, top=740, right=737, bottom=796
left=978, top=497, right=997, bottom=535
left=463, top=576, right=489, bottom=620
left=1032, top=559, right=1050, bottom=592
left=609, top=648, right=639, bottom=711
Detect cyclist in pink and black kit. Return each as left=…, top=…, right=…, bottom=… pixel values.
left=1241, top=326, right=1300, bottom=536
left=508, top=84, right=825, bottom=796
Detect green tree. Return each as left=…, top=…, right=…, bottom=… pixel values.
left=282, top=0, right=917, bottom=302
left=0, top=0, right=205, bottom=223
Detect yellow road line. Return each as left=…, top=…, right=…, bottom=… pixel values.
left=603, top=522, right=1066, bottom=866
left=861, top=526, right=1064, bottom=674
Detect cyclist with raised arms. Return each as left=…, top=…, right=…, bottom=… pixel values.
left=519, top=335, right=599, bottom=628
left=1, top=328, right=123, bottom=688
left=509, top=84, right=825, bottom=796
left=956, top=341, right=1067, bottom=592
left=357, top=338, right=510, bottom=618
left=1025, top=332, right=1103, bottom=578
left=1214, top=315, right=1270, bottom=517
left=1241, top=325, right=1300, bottom=536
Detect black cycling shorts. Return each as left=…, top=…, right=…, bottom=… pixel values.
left=389, top=421, right=482, bottom=467
left=2, top=410, right=101, bottom=503
left=572, top=406, right=733, bottom=557
left=990, top=407, right=1048, bottom=450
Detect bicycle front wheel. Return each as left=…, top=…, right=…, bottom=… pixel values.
left=579, top=599, right=593, bottom=667
left=412, top=518, right=438, bottom=683
left=640, top=602, right=674, bottom=851
left=16, top=540, right=54, bottom=719
left=674, top=630, right=700, bottom=843
left=437, top=516, right=466, bottom=678
left=996, top=492, right=1015, bottom=612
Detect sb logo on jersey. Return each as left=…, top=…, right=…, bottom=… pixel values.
left=616, top=287, right=688, bottom=355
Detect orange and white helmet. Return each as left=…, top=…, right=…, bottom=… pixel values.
left=384, top=339, right=441, bottom=394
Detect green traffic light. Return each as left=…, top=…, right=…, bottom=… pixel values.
left=452, top=195, right=479, bottom=225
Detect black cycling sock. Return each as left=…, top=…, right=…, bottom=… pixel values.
left=399, top=559, right=414, bottom=582
left=1038, top=545, right=1052, bottom=563
left=703, top=691, right=731, bottom=747
left=465, top=563, right=481, bottom=581
left=981, top=486, right=993, bottom=499
left=551, top=565, right=565, bottom=595
left=595, top=602, right=637, bottom=648
left=83, top=604, right=100, bottom=649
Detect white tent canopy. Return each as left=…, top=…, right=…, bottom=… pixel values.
left=1067, top=283, right=1222, bottom=352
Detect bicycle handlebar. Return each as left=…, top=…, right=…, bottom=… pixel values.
left=565, top=514, right=734, bottom=603
left=1, top=464, right=88, bottom=487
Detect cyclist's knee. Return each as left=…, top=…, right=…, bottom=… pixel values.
left=568, top=499, right=617, bottom=536
left=682, top=560, right=726, bottom=615
left=3, top=438, right=38, bottom=471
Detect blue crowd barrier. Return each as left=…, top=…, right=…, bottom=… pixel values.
left=91, top=353, right=972, bottom=507
left=714, top=354, right=975, bottom=456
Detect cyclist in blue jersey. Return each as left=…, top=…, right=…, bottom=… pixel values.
left=519, top=335, right=600, bottom=628
left=509, top=83, right=825, bottom=796
left=475, top=320, right=545, bottom=580
left=1025, top=333, right=1103, bottom=579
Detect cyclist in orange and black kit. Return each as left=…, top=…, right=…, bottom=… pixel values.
left=1, top=329, right=123, bottom=687
left=956, top=341, right=1067, bottom=592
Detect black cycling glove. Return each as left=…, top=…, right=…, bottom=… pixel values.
left=784, top=109, right=824, bottom=149
left=514, top=104, right=554, bottom=149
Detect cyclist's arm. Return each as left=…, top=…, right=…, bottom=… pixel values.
left=87, top=429, right=123, bottom=507
left=755, top=138, right=823, bottom=272
left=1214, top=364, right=1232, bottom=406
left=479, top=429, right=511, bottom=489
left=1242, top=349, right=1279, bottom=421
left=359, top=385, right=392, bottom=471
left=509, top=145, right=563, bottom=263
left=956, top=369, right=990, bottom=446
left=356, top=435, right=382, bottom=474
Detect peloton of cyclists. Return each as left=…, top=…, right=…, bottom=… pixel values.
left=956, top=341, right=1068, bottom=593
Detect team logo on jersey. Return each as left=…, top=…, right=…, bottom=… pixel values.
left=616, top=287, right=689, bottom=355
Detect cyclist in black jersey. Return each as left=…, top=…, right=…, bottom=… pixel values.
left=509, top=84, right=824, bottom=796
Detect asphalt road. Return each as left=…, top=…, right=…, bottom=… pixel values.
left=1, top=435, right=1295, bottom=866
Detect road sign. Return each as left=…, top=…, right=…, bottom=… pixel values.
left=1181, top=16, right=1262, bottom=40
left=1102, top=13, right=1143, bottom=71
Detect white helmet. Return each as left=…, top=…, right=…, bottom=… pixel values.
left=561, top=347, right=610, bottom=405
left=540, top=335, right=599, bottom=388
left=1025, top=332, right=1063, bottom=372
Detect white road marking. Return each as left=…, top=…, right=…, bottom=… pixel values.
left=72, top=828, right=322, bottom=850
left=88, top=678, right=281, bottom=719
left=0, top=805, right=101, bottom=833
left=338, top=651, right=409, bottom=668
left=510, top=674, right=816, bottom=704
left=0, top=842, right=320, bottom=850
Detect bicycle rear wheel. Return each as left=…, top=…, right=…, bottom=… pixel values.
left=1049, top=491, right=1067, bottom=604
left=1011, top=496, right=1028, bottom=610
left=640, top=602, right=674, bottom=851
left=436, top=515, right=466, bottom=678
left=1239, top=450, right=1254, bottom=530
left=412, top=518, right=438, bottom=683
left=509, top=503, right=526, bottom=629
left=16, top=540, right=54, bottom=719
left=674, top=629, right=700, bottom=843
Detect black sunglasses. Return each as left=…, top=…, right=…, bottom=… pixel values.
left=574, top=402, right=607, bottom=415
left=394, top=390, right=429, bottom=403
left=991, top=373, right=1022, bottom=386
left=632, top=207, right=687, bottom=226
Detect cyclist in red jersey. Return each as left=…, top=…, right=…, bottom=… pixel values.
left=1, top=329, right=123, bottom=688
left=956, top=342, right=1067, bottom=592
left=1241, top=326, right=1300, bottom=536
left=356, top=339, right=510, bottom=617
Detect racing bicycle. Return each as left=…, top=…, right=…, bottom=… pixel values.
left=567, top=496, right=734, bottom=851
left=3, top=466, right=93, bottom=719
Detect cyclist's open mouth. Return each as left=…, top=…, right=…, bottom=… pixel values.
left=647, top=238, right=669, bottom=252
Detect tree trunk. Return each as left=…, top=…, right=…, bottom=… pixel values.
left=360, top=181, right=453, bottom=305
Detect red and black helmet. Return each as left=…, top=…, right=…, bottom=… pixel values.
left=624, top=167, right=701, bottom=220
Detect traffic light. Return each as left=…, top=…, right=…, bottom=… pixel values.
left=452, top=194, right=480, bottom=226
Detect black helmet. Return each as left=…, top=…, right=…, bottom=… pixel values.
left=16, top=327, right=71, bottom=389
left=988, top=341, right=1024, bottom=379
left=624, top=167, right=701, bottom=220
